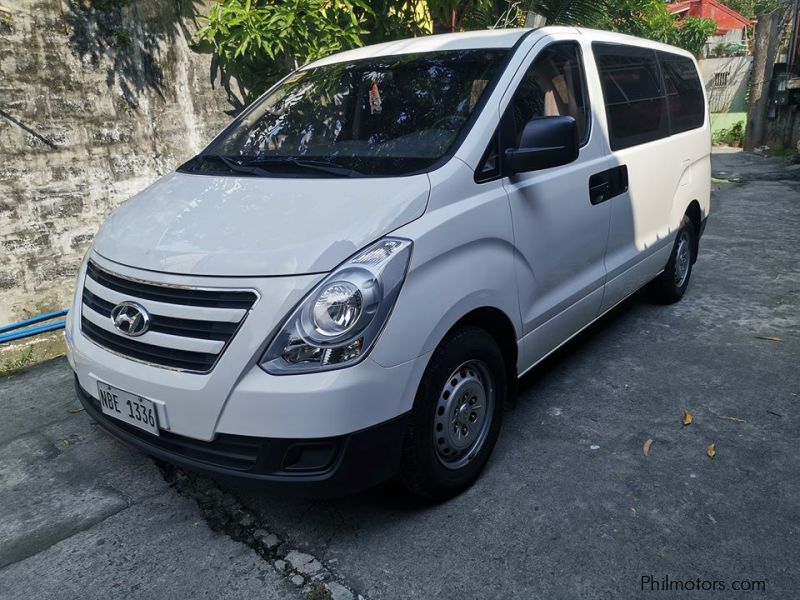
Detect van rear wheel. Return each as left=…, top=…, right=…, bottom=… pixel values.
left=399, top=326, right=506, bottom=500
left=648, top=215, right=696, bottom=304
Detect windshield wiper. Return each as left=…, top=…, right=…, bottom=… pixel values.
left=194, top=154, right=273, bottom=177
left=243, top=157, right=364, bottom=178
left=189, top=154, right=363, bottom=177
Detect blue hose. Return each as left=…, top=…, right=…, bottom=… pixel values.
left=0, top=310, right=69, bottom=344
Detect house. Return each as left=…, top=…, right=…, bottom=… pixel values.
left=667, top=0, right=754, bottom=57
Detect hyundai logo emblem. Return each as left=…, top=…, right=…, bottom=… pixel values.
left=110, top=301, right=150, bottom=337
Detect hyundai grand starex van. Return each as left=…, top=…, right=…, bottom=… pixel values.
left=66, top=27, right=710, bottom=498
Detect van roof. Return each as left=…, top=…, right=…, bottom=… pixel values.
left=304, top=27, right=694, bottom=69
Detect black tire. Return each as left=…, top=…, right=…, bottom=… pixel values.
left=648, top=215, right=696, bottom=304
left=399, top=326, right=506, bottom=500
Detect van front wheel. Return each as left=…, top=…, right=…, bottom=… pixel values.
left=649, top=215, right=696, bottom=304
left=399, top=327, right=506, bottom=499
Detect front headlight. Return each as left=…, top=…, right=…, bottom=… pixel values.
left=260, top=237, right=412, bottom=374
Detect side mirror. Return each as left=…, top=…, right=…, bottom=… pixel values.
left=503, top=116, right=579, bottom=176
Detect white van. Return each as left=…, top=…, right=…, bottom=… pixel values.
left=66, top=27, right=710, bottom=498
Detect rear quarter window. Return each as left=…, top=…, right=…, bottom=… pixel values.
left=593, top=43, right=669, bottom=151
left=659, top=52, right=705, bottom=134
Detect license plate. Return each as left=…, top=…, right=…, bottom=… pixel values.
left=96, top=381, right=160, bottom=436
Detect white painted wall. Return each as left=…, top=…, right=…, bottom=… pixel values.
left=699, top=56, right=752, bottom=113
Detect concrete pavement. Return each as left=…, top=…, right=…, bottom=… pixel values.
left=0, top=361, right=303, bottom=600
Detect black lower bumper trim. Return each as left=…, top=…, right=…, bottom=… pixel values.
left=75, top=376, right=408, bottom=497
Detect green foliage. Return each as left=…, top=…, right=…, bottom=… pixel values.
left=723, top=41, right=749, bottom=55
left=712, top=128, right=727, bottom=144
left=712, top=120, right=745, bottom=145
left=0, top=346, right=35, bottom=378
left=460, top=0, right=714, bottom=56
left=730, top=120, right=745, bottom=141
left=602, top=0, right=676, bottom=40
left=195, top=0, right=717, bottom=104
left=363, top=0, right=430, bottom=44
left=195, top=0, right=374, bottom=101
left=532, top=0, right=606, bottom=26
left=427, top=0, right=470, bottom=32
left=713, top=41, right=729, bottom=56
left=112, top=28, right=132, bottom=47
left=717, top=0, right=781, bottom=19
left=306, top=583, right=333, bottom=600
left=461, top=0, right=605, bottom=31
left=672, top=16, right=718, bottom=57
left=601, top=0, right=716, bottom=56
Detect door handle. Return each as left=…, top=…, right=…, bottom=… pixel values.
left=589, top=165, right=628, bottom=205
left=589, top=180, right=610, bottom=204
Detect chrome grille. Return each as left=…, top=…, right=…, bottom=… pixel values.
left=80, top=261, right=257, bottom=372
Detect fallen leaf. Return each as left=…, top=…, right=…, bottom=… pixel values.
left=719, top=415, right=745, bottom=423
left=643, top=438, right=654, bottom=458
left=707, top=443, right=716, bottom=458
left=682, top=410, right=693, bottom=426
left=776, top=299, right=785, bottom=305
left=62, top=438, right=71, bottom=448
left=66, top=407, right=83, bottom=414
left=754, top=335, right=782, bottom=342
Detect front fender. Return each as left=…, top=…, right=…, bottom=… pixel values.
left=370, top=170, right=521, bottom=373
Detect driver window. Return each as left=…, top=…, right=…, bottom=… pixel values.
left=509, top=43, right=590, bottom=146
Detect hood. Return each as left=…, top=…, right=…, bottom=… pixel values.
left=93, top=171, right=430, bottom=276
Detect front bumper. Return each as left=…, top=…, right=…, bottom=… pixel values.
left=67, top=253, right=429, bottom=441
left=75, top=377, right=409, bottom=496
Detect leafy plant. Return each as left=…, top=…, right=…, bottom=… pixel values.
left=712, top=120, right=745, bottom=146
left=461, top=0, right=606, bottom=31
left=306, top=583, right=333, bottom=600
left=672, top=16, right=717, bottom=57
left=724, top=41, right=749, bottom=56
left=0, top=7, right=13, bottom=30
left=729, top=120, right=745, bottom=144
left=195, top=0, right=374, bottom=102
left=717, top=0, right=781, bottom=19
left=195, top=0, right=716, bottom=106
left=363, top=0, right=430, bottom=44
left=598, top=0, right=716, bottom=56
left=712, top=127, right=730, bottom=144
left=0, top=346, right=35, bottom=377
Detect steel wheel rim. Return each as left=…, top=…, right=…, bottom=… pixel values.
left=674, top=230, right=691, bottom=288
left=433, top=359, right=495, bottom=470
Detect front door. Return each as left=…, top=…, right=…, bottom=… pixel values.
left=500, top=38, right=612, bottom=368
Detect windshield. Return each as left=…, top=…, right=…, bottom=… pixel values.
left=181, top=49, right=509, bottom=177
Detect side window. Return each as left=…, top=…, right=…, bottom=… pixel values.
left=659, top=52, right=705, bottom=134
left=507, top=42, right=590, bottom=147
left=593, top=43, right=668, bottom=151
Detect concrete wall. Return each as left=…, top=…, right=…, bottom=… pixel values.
left=0, top=0, right=233, bottom=325
left=699, top=56, right=752, bottom=113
